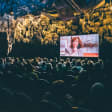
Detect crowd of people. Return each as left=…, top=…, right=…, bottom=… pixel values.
left=0, top=57, right=112, bottom=112
left=0, top=1, right=112, bottom=112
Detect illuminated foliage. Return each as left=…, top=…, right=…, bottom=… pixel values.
left=14, top=3, right=112, bottom=44
left=80, top=3, right=112, bottom=43
left=14, top=14, right=79, bottom=44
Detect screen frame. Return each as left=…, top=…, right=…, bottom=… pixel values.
left=60, top=34, right=99, bottom=58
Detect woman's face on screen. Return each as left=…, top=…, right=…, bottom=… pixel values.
left=73, top=38, right=79, bottom=48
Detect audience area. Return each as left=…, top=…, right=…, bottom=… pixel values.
left=0, top=57, right=112, bottom=112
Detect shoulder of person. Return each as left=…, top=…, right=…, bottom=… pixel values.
left=78, top=48, right=85, bottom=52
left=65, top=48, right=72, bottom=53
left=78, top=48, right=84, bottom=56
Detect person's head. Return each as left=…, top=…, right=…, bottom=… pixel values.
left=70, top=37, right=83, bottom=49
left=89, top=82, right=105, bottom=112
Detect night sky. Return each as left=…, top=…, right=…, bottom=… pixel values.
left=0, top=0, right=103, bottom=17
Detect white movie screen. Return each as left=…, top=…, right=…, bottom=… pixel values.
left=60, top=34, right=99, bottom=57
